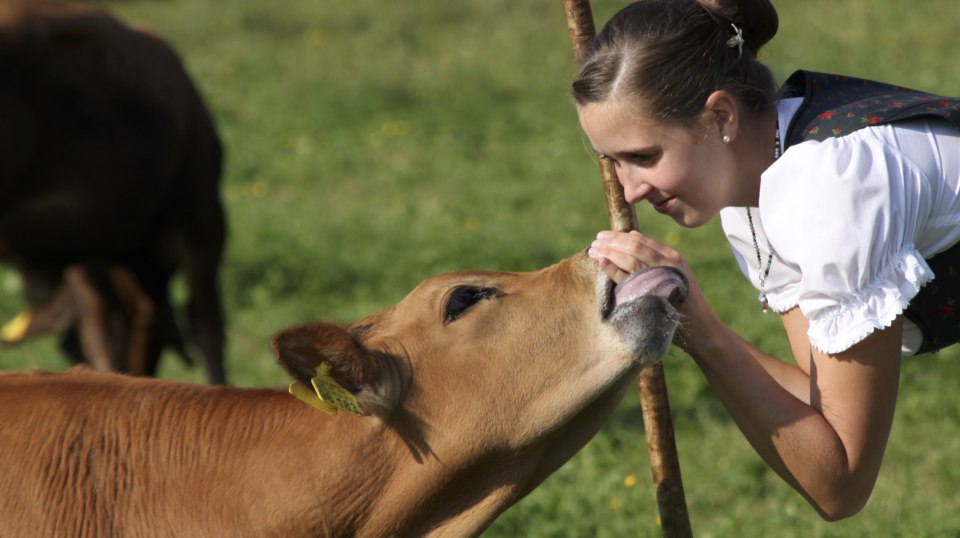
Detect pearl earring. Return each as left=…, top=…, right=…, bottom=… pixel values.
left=722, top=134, right=732, bottom=143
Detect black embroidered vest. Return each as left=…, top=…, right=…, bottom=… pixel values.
left=780, top=70, right=960, bottom=354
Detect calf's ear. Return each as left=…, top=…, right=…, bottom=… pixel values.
left=271, top=322, right=401, bottom=418
left=272, top=322, right=360, bottom=384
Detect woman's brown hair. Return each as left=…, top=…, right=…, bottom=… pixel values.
left=572, top=0, right=780, bottom=125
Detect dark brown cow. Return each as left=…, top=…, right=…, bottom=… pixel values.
left=0, top=0, right=226, bottom=382
left=0, top=252, right=686, bottom=537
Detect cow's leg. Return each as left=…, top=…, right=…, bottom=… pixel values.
left=163, top=229, right=225, bottom=384
left=107, top=266, right=155, bottom=376
left=177, top=203, right=227, bottom=385
left=62, top=265, right=114, bottom=372
left=127, top=265, right=190, bottom=378
left=185, top=263, right=226, bottom=384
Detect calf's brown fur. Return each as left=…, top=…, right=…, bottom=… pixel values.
left=0, top=252, right=686, bottom=537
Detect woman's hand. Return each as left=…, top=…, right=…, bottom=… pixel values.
left=588, top=230, right=680, bottom=283
left=588, top=229, right=718, bottom=354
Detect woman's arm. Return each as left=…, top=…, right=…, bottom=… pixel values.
left=590, top=230, right=902, bottom=520
left=690, top=308, right=901, bottom=520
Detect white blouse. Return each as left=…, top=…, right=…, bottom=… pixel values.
left=720, top=98, right=960, bottom=355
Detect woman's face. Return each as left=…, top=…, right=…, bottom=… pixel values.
left=577, top=99, right=736, bottom=228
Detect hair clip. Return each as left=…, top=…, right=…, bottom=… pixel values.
left=726, top=23, right=744, bottom=58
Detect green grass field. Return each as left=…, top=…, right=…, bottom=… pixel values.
left=2, top=0, right=959, bottom=535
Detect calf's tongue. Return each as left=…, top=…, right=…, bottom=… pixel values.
left=614, top=267, right=688, bottom=306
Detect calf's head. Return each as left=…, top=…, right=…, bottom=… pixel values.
left=273, top=252, right=686, bottom=459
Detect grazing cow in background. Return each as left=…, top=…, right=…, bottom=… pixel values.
left=0, top=0, right=227, bottom=383
left=0, top=252, right=687, bottom=537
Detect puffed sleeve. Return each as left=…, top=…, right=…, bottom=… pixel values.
left=759, top=135, right=935, bottom=354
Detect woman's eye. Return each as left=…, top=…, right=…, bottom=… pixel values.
left=443, top=286, right=500, bottom=324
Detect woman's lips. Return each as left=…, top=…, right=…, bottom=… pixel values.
left=653, top=196, right=676, bottom=214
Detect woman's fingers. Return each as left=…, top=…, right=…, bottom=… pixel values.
left=588, top=233, right=646, bottom=283
left=596, top=255, right=630, bottom=282
left=590, top=248, right=641, bottom=281
left=590, top=229, right=675, bottom=266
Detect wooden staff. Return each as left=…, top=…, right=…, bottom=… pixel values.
left=561, top=1, right=693, bottom=535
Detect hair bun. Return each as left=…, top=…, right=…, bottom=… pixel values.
left=696, top=0, right=779, bottom=54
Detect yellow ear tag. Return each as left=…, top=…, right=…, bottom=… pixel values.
left=288, top=380, right=338, bottom=414
left=310, top=363, right=363, bottom=416
left=1, top=311, right=32, bottom=343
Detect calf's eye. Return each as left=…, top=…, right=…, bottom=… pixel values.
left=444, top=286, right=500, bottom=324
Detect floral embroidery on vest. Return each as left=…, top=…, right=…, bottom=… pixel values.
left=782, top=70, right=960, bottom=147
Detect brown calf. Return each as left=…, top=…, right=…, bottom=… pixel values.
left=0, top=0, right=226, bottom=382
left=0, top=252, right=686, bottom=537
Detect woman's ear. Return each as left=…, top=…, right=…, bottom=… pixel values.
left=705, top=90, right=740, bottom=142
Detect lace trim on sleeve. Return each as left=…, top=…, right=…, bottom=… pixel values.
left=806, top=247, right=933, bottom=354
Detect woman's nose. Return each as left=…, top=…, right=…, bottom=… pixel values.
left=617, top=168, right=653, bottom=204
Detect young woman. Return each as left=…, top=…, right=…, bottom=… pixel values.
left=578, top=0, right=960, bottom=521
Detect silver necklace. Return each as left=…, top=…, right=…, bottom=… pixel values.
left=746, top=121, right=780, bottom=313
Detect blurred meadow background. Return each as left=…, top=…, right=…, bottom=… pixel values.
left=2, top=0, right=960, bottom=536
